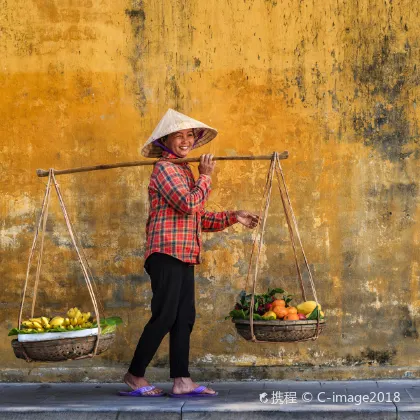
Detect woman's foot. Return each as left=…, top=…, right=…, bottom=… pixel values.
left=172, top=377, right=216, bottom=395
left=123, top=372, right=163, bottom=395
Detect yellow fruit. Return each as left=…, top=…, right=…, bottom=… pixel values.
left=63, top=318, right=70, bottom=327
left=296, top=301, right=321, bottom=315
left=21, top=321, right=34, bottom=328
left=262, top=311, right=277, bottom=320
left=50, top=317, right=65, bottom=327
left=320, top=311, right=325, bottom=318
left=67, top=308, right=75, bottom=318
left=67, top=325, right=74, bottom=330
left=36, top=327, right=44, bottom=332
left=29, top=317, right=42, bottom=323
left=71, top=318, right=78, bottom=326
left=41, top=317, right=50, bottom=328
left=32, top=321, right=43, bottom=329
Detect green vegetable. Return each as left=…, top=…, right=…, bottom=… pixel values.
left=306, top=307, right=323, bottom=320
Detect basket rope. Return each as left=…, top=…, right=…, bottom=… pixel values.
left=17, top=169, right=103, bottom=360
left=244, top=153, right=321, bottom=343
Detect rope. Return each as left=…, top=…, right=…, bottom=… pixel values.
left=31, top=170, right=52, bottom=317
left=18, top=173, right=52, bottom=328
left=18, top=170, right=104, bottom=358
left=51, top=171, right=101, bottom=356
left=273, top=157, right=307, bottom=302
left=243, top=153, right=322, bottom=343
left=275, top=157, right=318, bottom=304
left=249, top=155, right=276, bottom=342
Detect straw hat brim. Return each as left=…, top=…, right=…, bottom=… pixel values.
left=141, top=109, right=218, bottom=158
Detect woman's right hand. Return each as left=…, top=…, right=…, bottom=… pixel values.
left=199, top=154, right=216, bottom=176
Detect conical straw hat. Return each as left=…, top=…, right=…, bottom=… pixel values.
left=141, top=108, right=218, bottom=158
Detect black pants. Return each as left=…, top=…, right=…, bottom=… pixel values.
left=128, top=252, right=196, bottom=378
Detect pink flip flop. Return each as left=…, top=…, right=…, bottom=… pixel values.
left=169, top=385, right=218, bottom=398
left=118, top=385, right=165, bottom=397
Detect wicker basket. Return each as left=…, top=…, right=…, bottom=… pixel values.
left=233, top=319, right=325, bottom=342
left=11, top=333, right=115, bottom=362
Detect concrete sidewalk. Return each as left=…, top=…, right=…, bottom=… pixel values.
left=0, top=380, right=419, bottom=419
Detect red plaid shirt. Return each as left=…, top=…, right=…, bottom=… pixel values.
left=144, top=151, right=238, bottom=264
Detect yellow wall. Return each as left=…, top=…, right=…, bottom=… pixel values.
left=1, top=0, right=420, bottom=379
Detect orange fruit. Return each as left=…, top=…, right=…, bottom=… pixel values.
left=284, top=313, right=299, bottom=321
left=287, top=307, right=297, bottom=314
left=273, top=306, right=288, bottom=319
left=272, top=299, right=286, bottom=308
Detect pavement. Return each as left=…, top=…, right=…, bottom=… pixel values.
left=1, top=380, right=420, bottom=419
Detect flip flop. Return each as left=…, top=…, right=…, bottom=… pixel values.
left=169, top=385, right=218, bottom=398
left=118, top=385, right=165, bottom=397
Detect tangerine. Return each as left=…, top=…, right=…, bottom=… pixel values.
left=284, top=313, right=299, bottom=321
left=287, top=307, right=297, bottom=314
left=272, top=299, right=286, bottom=308
left=273, top=306, right=288, bottom=319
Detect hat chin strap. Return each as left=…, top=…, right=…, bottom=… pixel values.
left=153, top=140, right=183, bottom=158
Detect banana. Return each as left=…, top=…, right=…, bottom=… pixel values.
left=29, top=317, right=42, bottom=323
left=63, top=318, right=70, bottom=327
left=71, top=318, right=78, bottom=326
left=50, top=317, right=65, bottom=327
left=41, top=317, right=50, bottom=328
left=67, top=325, right=74, bottom=330
left=21, top=321, right=34, bottom=328
left=32, top=321, right=43, bottom=329
left=36, top=327, right=44, bottom=332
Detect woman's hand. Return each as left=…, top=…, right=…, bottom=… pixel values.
left=199, top=154, right=216, bottom=176
left=236, top=210, right=259, bottom=228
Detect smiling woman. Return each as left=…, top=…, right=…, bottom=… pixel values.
left=160, top=129, right=195, bottom=158
left=120, top=109, right=259, bottom=398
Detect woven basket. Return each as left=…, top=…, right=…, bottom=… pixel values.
left=11, top=333, right=115, bottom=362
left=233, top=319, right=325, bottom=342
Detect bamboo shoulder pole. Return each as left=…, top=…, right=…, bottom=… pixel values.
left=36, top=151, right=288, bottom=177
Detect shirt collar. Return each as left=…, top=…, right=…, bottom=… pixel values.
left=162, top=150, right=182, bottom=160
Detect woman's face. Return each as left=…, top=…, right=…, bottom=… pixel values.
left=164, top=129, right=195, bottom=158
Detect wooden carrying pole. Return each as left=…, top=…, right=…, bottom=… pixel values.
left=36, top=151, right=289, bottom=177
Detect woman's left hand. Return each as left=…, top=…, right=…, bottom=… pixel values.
left=236, top=210, right=259, bottom=228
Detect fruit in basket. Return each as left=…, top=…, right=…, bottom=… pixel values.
left=296, top=301, right=321, bottom=315
left=284, top=313, right=299, bottom=321
left=273, top=306, right=288, bottom=319
left=41, top=317, right=50, bottom=328
left=272, top=299, right=286, bottom=308
left=287, top=307, right=298, bottom=314
left=265, top=303, right=273, bottom=311
left=50, top=317, right=65, bottom=327
left=262, top=311, right=276, bottom=320
left=298, top=313, right=306, bottom=320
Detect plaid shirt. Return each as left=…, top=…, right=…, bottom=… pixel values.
left=144, top=151, right=238, bottom=264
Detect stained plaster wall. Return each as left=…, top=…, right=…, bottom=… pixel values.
left=0, top=0, right=419, bottom=380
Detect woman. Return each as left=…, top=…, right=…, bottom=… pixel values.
left=120, top=109, right=259, bottom=397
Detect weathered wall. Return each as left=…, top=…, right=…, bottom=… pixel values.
left=1, top=0, right=419, bottom=381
